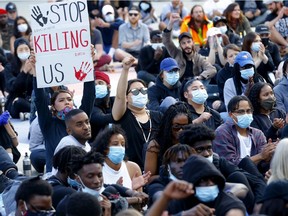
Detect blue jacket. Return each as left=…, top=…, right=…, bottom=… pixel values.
left=274, top=77, right=288, bottom=113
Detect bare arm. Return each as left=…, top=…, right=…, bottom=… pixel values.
left=112, top=57, right=135, bottom=121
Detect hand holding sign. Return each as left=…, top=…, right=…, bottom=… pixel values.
left=74, top=61, right=92, bottom=81
left=31, top=6, right=49, bottom=27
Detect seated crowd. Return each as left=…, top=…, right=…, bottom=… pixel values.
left=2, top=0, right=288, bottom=216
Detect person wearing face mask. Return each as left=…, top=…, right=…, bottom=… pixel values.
left=4, top=38, right=33, bottom=119
left=248, top=82, right=286, bottom=141
left=14, top=176, right=55, bottom=216
left=179, top=124, right=267, bottom=214
left=112, top=57, right=162, bottom=170
left=213, top=95, right=276, bottom=175
left=223, top=51, right=265, bottom=110
left=216, top=44, right=240, bottom=113
left=182, top=79, right=223, bottom=130
left=138, top=1, right=157, bottom=27
left=167, top=155, right=246, bottom=216
left=242, top=32, right=275, bottom=85
left=255, top=24, right=281, bottom=71
left=147, top=57, right=181, bottom=113
left=94, top=4, right=124, bottom=57
left=64, top=151, right=149, bottom=216
left=92, top=124, right=151, bottom=191
left=10, top=16, right=32, bottom=54
left=212, top=16, right=242, bottom=48
left=29, top=47, right=95, bottom=173
left=90, top=71, right=114, bottom=142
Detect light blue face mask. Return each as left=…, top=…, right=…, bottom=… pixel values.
left=108, top=146, right=125, bottom=164
left=164, top=71, right=180, bottom=86
left=251, top=42, right=261, bottom=52
left=67, top=177, right=82, bottom=189
left=240, top=68, right=254, bottom=80
left=191, top=89, right=208, bottom=104
left=195, top=185, right=219, bottom=202
left=95, top=85, right=108, bottom=99
left=131, top=93, right=148, bottom=108
left=77, top=175, right=101, bottom=197
left=217, top=36, right=223, bottom=45
left=234, top=113, right=253, bottom=129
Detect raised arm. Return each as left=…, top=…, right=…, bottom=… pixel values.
left=112, top=57, right=135, bottom=121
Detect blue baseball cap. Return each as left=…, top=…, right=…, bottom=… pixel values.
left=160, top=57, right=179, bottom=72
left=234, top=51, right=255, bottom=67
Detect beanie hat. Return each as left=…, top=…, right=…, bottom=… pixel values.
left=95, top=71, right=110, bottom=85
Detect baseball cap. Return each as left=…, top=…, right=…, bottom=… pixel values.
left=160, top=58, right=179, bottom=72
left=0, top=8, right=7, bottom=15
left=234, top=51, right=255, bottom=67
left=178, top=32, right=192, bottom=42
left=206, top=27, right=222, bottom=37
left=5, top=2, right=16, bottom=12
left=264, top=0, right=283, bottom=4
left=212, top=16, right=227, bottom=26
left=95, top=71, right=110, bottom=85
left=255, top=24, right=270, bottom=34
left=102, top=5, right=114, bottom=15
left=129, top=5, right=140, bottom=13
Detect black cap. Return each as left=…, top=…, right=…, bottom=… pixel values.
left=255, top=24, right=270, bottom=34
left=212, top=16, right=227, bottom=26
left=260, top=180, right=288, bottom=203
left=178, top=32, right=192, bottom=41
left=129, top=5, right=140, bottom=12
left=5, top=2, right=16, bottom=12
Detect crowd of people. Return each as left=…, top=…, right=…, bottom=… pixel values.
left=1, top=0, right=288, bottom=215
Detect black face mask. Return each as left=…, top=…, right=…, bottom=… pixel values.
left=261, top=38, right=269, bottom=47
left=260, top=98, right=276, bottom=111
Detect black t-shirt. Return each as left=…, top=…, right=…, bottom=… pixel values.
left=181, top=59, right=194, bottom=82
left=115, top=109, right=162, bottom=170
left=266, top=12, right=288, bottom=38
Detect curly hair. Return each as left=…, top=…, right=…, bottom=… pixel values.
left=242, top=32, right=258, bottom=54
left=178, top=124, right=215, bottom=147
left=91, top=124, right=127, bottom=156
left=152, top=102, right=192, bottom=157
left=68, top=151, right=105, bottom=176
left=248, top=82, right=273, bottom=114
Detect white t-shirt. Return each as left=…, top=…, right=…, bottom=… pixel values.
left=237, top=132, right=252, bottom=159
left=54, top=135, right=91, bottom=155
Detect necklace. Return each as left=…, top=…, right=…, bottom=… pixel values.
left=132, top=110, right=152, bottom=143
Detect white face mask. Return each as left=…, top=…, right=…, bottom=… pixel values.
left=104, top=14, right=115, bottom=22
left=218, top=26, right=227, bottom=34
left=205, top=155, right=213, bottom=163
left=17, top=23, right=28, bottom=33
left=151, top=43, right=164, bottom=50
left=17, top=52, right=30, bottom=61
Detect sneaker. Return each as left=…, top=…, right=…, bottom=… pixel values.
left=24, top=113, right=30, bottom=121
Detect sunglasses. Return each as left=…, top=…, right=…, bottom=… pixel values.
left=128, top=87, right=147, bottom=96
left=172, top=124, right=186, bottom=131
left=129, top=13, right=138, bottom=17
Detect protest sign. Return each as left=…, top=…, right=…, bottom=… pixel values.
left=30, top=0, right=93, bottom=88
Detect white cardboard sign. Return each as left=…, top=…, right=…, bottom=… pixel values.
left=30, top=0, right=93, bottom=88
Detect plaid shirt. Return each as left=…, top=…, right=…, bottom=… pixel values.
left=212, top=120, right=267, bottom=165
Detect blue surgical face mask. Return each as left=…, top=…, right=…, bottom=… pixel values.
left=219, top=26, right=227, bottom=34
left=131, top=93, right=148, bottom=108
left=195, top=185, right=219, bottom=202
left=191, top=89, right=208, bottom=104
left=77, top=175, right=101, bottom=197
left=240, top=67, right=254, bottom=80
left=164, top=71, right=180, bottom=86
left=251, top=42, right=261, bottom=52
left=56, top=107, right=72, bottom=120
left=67, top=177, right=82, bottom=189
left=233, top=113, right=253, bottom=129
left=95, top=85, right=108, bottom=99
left=108, top=146, right=125, bottom=164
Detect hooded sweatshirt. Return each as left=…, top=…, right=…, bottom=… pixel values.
left=168, top=155, right=246, bottom=215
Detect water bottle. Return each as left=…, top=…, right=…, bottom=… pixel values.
left=23, top=152, right=31, bottom=176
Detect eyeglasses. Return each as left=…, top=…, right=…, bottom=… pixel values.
left=129, top=13, right=138, bottom=17
left=167, top=68, right=179, bottom=73
left=128, top=87, right=147, bottom=96
left=29, top=204, right=56, bottom=216
left=233, top=109, right=253, bottom=115
left=194, top=146, right=212, bottom=154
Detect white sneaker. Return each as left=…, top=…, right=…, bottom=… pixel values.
left=19, top=112, right=25, bottom=121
